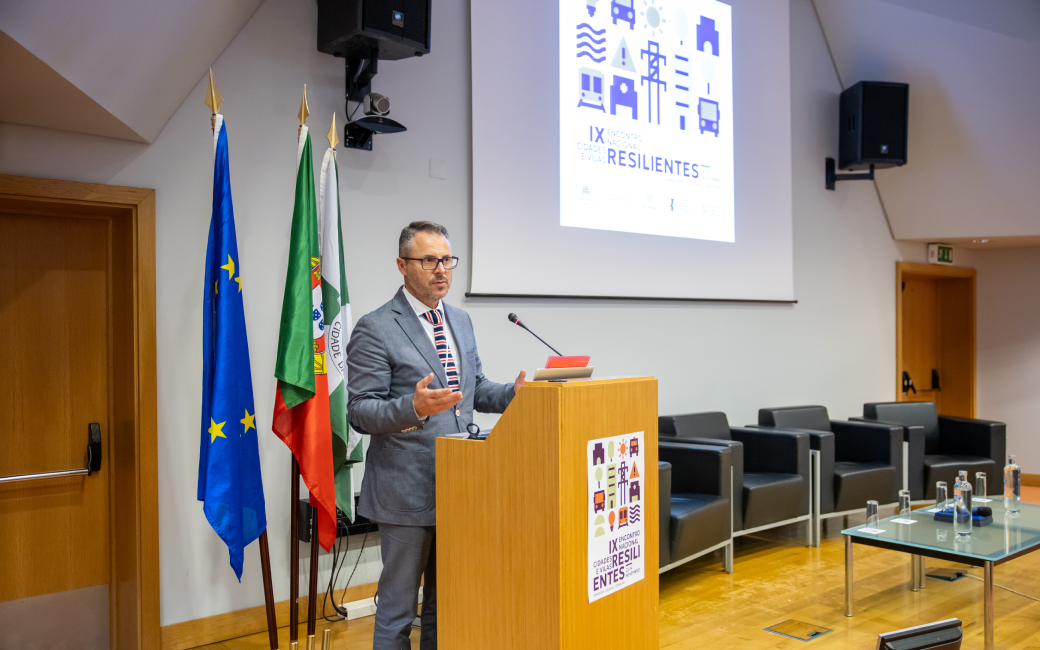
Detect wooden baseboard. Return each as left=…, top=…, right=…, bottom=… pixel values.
left=160, top=581, right=377, bottom=650
left=1023, top=473, right=1040, bottom=487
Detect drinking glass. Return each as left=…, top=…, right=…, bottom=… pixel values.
left=975, top=472, right=987, bottom=499
left=899, top=489, right=912, bottom=516
left=866, top=500, right=880, bottom=529
left=935, top=481, right=948, bottom=509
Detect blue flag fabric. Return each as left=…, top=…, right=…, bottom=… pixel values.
left=198, top=116, right=267, bottom=580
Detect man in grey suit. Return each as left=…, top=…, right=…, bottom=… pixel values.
left=346, top=221, right=525, bottom=650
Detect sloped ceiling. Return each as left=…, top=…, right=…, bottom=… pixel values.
left=813, top=0, right=1040, bottom=246
left=0, top=0, right=263, bottom=143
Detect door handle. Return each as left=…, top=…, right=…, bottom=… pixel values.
left=902, top=371, right=917, bottom=395
left=0, top=423, right=102, bottom=484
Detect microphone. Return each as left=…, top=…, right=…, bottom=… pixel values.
left=508, top=313, right=563, bottom=356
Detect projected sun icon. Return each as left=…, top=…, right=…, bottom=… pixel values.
left=641, top=0, right=666, bottom=37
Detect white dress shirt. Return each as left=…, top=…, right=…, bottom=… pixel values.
left=402, top=285, right=462, bottom=386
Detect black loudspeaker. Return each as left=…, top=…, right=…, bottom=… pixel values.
left=838, top=81, right=908, bottom=171
left=317, top=0, right=432, bottom=61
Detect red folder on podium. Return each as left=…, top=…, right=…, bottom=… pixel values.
left=535, top=356, right=593, bottom=380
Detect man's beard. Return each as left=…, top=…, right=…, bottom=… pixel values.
left=410, top=273, right=449, bottom=303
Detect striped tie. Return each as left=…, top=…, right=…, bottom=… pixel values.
left=421, top=309, right=460, bottom=392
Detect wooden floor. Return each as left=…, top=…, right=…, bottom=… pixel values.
left=195, top=487, right=1040, bottom=650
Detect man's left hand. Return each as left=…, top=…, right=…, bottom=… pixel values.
left=514, top=369, right=527, bottom=395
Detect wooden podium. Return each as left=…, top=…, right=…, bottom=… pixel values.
left=436, top=376, right=659, bottom=649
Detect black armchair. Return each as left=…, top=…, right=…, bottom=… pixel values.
left=659, top=412, right=811, bottom=543
left=658, top=443, right=733, bottom=573
left=861, top=402, right=1007, bottom=500
left=756, top=406, right=902, bottom=517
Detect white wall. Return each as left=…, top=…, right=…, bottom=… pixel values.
left=0, top=0, right=912, bottom=627
left=813, top=0, right=1040, bottom=243
left=977, top=247, right=1040, bottom=473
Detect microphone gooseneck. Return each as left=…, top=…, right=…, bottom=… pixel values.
left=506, top=312, right=563, bottom=356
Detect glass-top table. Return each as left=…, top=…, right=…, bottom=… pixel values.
left=843, top=500, right=1040, bottom=650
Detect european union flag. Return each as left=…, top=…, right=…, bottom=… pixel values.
left=199, top=115, right=267, bottom=580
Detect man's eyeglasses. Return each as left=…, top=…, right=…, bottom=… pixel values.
left=401, top=256, right=459, bottom=270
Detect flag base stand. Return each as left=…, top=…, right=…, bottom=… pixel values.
left=290, top=456, right=328, bottom=650
left=306, top=488, right=321, bottom=645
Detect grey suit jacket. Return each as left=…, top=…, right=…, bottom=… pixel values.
left=346, top=286, right=515, bottom=526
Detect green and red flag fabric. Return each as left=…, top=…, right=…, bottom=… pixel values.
left=272, top=125, right=337, bottom=551
left=319, top=142, right=364, bottom=521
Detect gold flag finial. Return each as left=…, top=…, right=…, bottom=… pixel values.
left=298, top=85, right=310, bottom=127
left=327, top=113, right=339, bottom=151
left=204, top=69, right=223, bottom=129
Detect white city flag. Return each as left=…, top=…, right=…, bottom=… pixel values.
left=319, top=133, right=363, bottom=521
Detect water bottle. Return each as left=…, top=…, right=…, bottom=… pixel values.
left=954, top=470, right=973, bottom=514
left=1005, top=454, right=1021, bottom=515
left=953, top=495, right=972, bottom=540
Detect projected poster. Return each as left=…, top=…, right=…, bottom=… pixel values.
left=560, top=0, right=734, bottom=242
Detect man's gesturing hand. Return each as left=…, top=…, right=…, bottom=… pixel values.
left=514, top=369, right=527, bottom=395
left=413, top=373, right=464, bottom=418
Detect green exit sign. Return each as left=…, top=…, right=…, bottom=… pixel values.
left=928, top=243, right=954, bottom=265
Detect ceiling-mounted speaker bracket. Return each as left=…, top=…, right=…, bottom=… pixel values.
left=826, top=157, right=874, bottom=191
left=345, top=54, right=378, bottom=103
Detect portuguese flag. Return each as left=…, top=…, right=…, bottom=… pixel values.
left=272, top=125, right=337, bottom=551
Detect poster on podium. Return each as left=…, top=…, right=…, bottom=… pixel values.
left=587, top=431, right=646, bottom=602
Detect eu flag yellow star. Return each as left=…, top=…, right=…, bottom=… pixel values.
left=235, top=275, right=242, bottom=292
left=209, top=418, right=227, bottom=443
left=220, top=254, right=236, bottom=280
left=240, top=409, right=255, bottom=434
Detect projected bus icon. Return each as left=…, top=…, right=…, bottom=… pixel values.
left=612, top=0, right=635, bottom=29
left=698, top=97, right=720, bottom=136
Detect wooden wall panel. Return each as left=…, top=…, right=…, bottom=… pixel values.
left=437, top=383, right=562, bottom=649
left=558, top=378, right=659, bottom=650
left=159, top=581, right=378, bottom=650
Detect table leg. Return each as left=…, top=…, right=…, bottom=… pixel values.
left=811, top=450, right=821, bottom=548
left=844, top=536, right=853, bottom=617
left=917, top=555, right=926, bottom=590
left=724, top=540, right=733, bottom=574
left=910, top=554, right=919, bottom=592
left=984, top=561, right=994, bottom=650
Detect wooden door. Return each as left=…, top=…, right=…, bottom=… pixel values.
left=896, top=262, right=976, bottom=417
left=0, top=173, right=160, bottom=650
left=0, top=211, right=112, bottom=647
left=901, top=276, right=942, bottom=410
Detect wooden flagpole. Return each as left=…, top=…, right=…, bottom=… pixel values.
left=290, top=459, right=301, bottom=650
left=259, top=531, right=280, bottom=650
